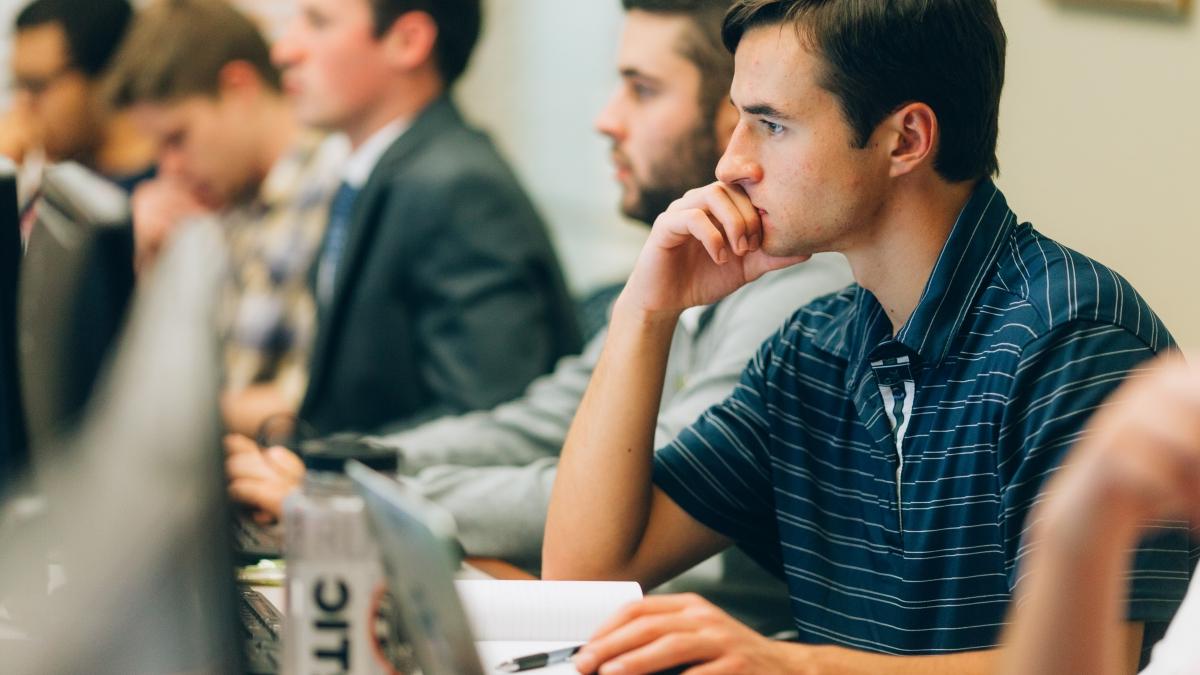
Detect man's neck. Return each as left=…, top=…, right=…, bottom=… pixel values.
left=843, top=179, right=977, bottom=336
left=343, top=72, right=443, bottom=150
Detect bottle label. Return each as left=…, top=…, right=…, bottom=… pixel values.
left=287, top=561, right=410, bottom=674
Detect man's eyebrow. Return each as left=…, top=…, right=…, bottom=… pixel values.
left=618, top=67, right=662, bottom=83
left=741, top=103, right=792, bottom=120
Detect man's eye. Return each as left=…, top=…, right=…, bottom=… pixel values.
left=632, top=83, right=656, bottom=100
left=304, top=9, right=329, bottom=28
left=760, top=120, right=784, bottom=135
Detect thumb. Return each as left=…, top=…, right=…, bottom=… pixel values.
left=265, top=445, right=306, bottom=480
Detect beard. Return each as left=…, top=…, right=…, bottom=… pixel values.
left=621, top=119, right=722, bottom=226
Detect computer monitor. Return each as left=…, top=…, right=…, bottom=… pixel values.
left=0, top=220, right=241, bottom=673
left=0, top=157, right=24, bottom=499
left=17, top=162, right=134, bottom=462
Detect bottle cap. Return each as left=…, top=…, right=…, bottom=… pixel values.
left=299, top=433, right=398, bottom=473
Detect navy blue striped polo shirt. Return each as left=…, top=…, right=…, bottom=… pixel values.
left=652, top=180, right=1193, bottom=655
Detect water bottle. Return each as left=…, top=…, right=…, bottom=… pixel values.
left=281, top=434, right=413, bottom=674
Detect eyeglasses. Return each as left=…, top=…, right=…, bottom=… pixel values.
left=14, top=65, right=76, bottom=98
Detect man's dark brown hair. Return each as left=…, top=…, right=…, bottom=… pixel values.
left=723, top=0, right=1006, bottom=182
left=104, top=0, right=280, bottom=109
left=621, top=0, right=734, bottom=118
left=16, top=0, right=133, bottom=79
left=369, top=0, right=482, bottom=87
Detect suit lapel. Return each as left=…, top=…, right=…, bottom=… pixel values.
left=302, top=97, right=463, bottom=416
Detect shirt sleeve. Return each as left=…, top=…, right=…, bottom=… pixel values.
left=405, top=457, right=560, bottom=568
left=375, top=331, right=604, bottom=474
left=652, top=328, right=787, bottom=574
left=1000, top=321, right=1194, bottom=626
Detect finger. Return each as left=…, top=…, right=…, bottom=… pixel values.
left=581, top=612, right=704, bottom=670
left=226, top=450, right=273, bottom=482
left=656, top=209, right=729, bottom=264
left=714, top=183, right=761, bottom=251
left=594, top=632, right=718, bottom=675
left=683, top=657, right=751, bottom=675
left=590, top=595, right=708, bottom=641
left=224, top=433, right=261, bottom=457
left=699, top=189, right=752, bottom=256
left=229, top=478, right=291, bottom=516
left=652, top=208, right=728, bottom=263
left=265, top=445, right=306, bottom=479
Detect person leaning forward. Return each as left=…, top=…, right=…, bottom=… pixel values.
left=543, top=1, right=1193, bottom=673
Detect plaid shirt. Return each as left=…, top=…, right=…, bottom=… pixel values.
left=219, top=132, right=347, bottom=405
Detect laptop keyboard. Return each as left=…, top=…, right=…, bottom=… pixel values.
left=239, top=587, right=282, bottom=674
left=233, top=516, right=284, bottom=562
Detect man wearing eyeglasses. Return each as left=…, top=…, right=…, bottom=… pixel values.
left=2, top=0, right=156, bottom=195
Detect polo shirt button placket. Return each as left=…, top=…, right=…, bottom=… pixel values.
left=871, top=350, right=917, bottom=547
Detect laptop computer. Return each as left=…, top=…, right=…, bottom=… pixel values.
left=347, top=459, right=500, bottom=675
left=348, top=462, right=687, bottom=675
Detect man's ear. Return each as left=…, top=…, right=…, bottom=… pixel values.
left=379, top=10, right=438, bottom=72
left=216, top=60, right=265, bottom=101
left=880, top=102, right=938, bottom=178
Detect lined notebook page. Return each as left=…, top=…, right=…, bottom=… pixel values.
left=456, top=580, right=643, bottom=642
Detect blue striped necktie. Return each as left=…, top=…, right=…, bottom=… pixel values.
left=316, top=181, right=359, bottom=310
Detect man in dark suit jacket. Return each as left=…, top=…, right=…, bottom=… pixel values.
left=227, top=0, right=579, bottom=438
left=301, top=94, right=579, bottom=435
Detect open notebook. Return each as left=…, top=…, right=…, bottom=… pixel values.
left=348, top=460, right=643, bottom=675
left=462, top=580, right=642, bottom=673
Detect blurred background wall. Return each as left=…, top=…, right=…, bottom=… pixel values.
left=0, top=0, right=1195, bottom=349
left=995, top=1, right=1200, bottom=352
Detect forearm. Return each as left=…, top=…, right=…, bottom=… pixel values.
left=543, top=297, right=679, bottom=579
left=1000, top=506, right=1142, bottom=675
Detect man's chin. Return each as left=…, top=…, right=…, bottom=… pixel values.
left=618, top=196, right=655, bottom=227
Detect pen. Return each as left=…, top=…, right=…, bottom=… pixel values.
left=496, top=644, right=584, bottom=672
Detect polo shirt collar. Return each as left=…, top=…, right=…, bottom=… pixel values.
left=813, top=179, right=1016, bottom=370
left=894, top=179, right=1015, bottom=367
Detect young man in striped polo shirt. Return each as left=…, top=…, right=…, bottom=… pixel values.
left=543, top=1, right=1193, bottom=673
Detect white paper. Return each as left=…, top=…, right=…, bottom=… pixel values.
left=456, top=580, right=643, bottom=642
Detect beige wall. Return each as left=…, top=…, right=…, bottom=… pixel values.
left=0, top=0, right=1193, bottom=336
left=994, top=2, right=1200, bottom=351
left=457, top=0, right=646, bottom=294
left=459, top=0, right=1200, bottom=339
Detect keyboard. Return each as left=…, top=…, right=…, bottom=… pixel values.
left=239, top=587, right=282, bottom=674
left=233, top=515, right=284, bottom=562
